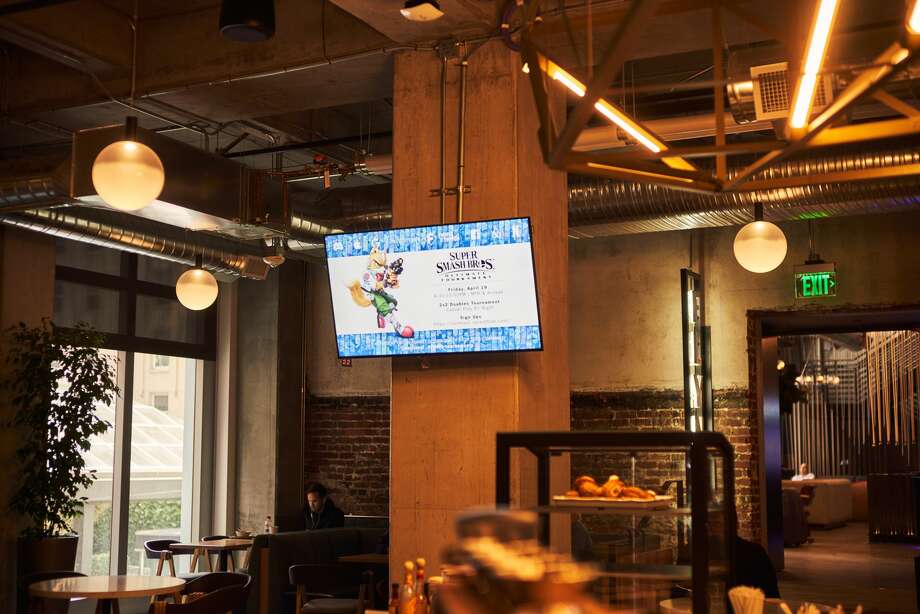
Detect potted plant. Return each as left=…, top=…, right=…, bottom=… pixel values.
left=3, top=320, right=118, bottom=576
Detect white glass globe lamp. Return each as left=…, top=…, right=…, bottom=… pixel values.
left=733, top=203, right=787, bottom=273
left=91, top=117, right=165, bottom=211
left=176, top=256, right=219, bottom=310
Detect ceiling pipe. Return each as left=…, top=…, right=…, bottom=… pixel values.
left=568, top=145, right=920, bottom=236
left=0, top=207, right=269, bottom=279
left=224, top=131, right=393, bottom=159
left=284, top=143, right=920, bottom=239
left=0, top=174, right=69, bottom=210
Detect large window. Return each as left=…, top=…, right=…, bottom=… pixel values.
left=56, top=240, right=216, bottom=575
left=71, top=349, right=119, bottom=575
left=128, top=353, right=198, bottom=575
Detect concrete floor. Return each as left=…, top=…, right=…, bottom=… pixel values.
left=779, top=522, right=916, bottom=614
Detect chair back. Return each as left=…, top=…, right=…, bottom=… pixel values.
left=201, top=534, right=229, bottom=541
left=289, top=564, right=368, bottom=598
left=181, top=572, right=249, bottom=596
left=289, top=565, right=372, bottom=612
left=144, top=539, right=180, bottom=560
left=22, top=571, right=86, bottom=614
left=149, top=575, right=251, bottom=613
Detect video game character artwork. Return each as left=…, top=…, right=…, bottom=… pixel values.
left=347, top=247, right=414, bottom=338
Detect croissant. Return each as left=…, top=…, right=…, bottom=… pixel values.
left=577, top=481, right=603, bottom=497
left=620, top=486, right=656, bottom=500
left=600, top=475, right=624, bottom=498
left=574, top=475, right=597, bottom=488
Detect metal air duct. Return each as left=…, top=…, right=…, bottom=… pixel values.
left=71, top=124, right=286, bottom=240
left=568, top=145, right=920, bottom=237
left=0, top=157, right=70, bottom=210
left=0, top=207, right=269, bottom=279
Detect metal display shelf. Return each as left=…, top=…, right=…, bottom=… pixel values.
left=495, top=430, right=737, bottom=614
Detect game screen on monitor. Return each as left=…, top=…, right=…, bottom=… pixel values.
left=324, top=217, right=543, bottom=358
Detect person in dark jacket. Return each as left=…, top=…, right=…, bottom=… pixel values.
left=305, top=482, right=346, bottom=530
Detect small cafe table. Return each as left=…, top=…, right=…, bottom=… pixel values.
left=337, top=553, right=388, bottom=566
left=29, top=575, right=185, bottom=614
left=170, top=537, right=254, bottom=571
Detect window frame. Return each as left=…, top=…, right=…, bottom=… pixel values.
left=55, top=247, right=216, bottom=574
left=55, top=252, right=217, bottom=361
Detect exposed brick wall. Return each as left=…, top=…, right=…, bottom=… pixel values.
left=571, top=389, right=757, bottom=540
left=303, top=395, right=390, bottom=517
left=303, top=390, right=759, bottom=540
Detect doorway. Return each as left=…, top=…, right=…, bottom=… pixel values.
left=750, top=305, right=920, bottom=613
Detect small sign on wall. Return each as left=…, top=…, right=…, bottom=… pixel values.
left=340, top=358, right=352, bottom=367
left=794, top=263, right=837, bottom=299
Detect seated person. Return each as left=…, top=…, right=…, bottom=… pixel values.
left=791, top=462, right=815, bottom=481
left=304, top=482, right=346, bottom=530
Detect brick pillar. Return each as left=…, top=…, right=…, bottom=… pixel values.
left=389, top=41, right=570, bottom=575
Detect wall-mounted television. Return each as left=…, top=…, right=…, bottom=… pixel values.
left=325, top=217, right=543, bottom=358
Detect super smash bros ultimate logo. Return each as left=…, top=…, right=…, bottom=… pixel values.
left=435, top=250, right=494, bottom=274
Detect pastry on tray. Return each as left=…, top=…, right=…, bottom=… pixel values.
left=565, top=474, right=657, bottom=500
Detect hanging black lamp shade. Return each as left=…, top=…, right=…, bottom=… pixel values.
left=220, top=0, right=276, bottom=42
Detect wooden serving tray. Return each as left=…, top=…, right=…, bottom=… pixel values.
left=552, top=494, right=675, bottom=509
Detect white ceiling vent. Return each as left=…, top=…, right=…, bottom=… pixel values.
left=750, top=62, right=834, bottom=121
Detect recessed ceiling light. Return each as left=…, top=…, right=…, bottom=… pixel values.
left=400, top=0, right=444, bottom=22
left=220, top=0, right=276, bottom=42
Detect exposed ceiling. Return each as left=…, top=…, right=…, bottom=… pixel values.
left=328, top=0, right=496, bottom=43
left=1, top=0, right=919, bottom=261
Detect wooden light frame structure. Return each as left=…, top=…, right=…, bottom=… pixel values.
left=521, top=0, right=920, bottom=195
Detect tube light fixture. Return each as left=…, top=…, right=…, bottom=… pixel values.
left=543, top=59, right=694, bottom=171
left=789, top=0, right=840, bottom=129
left=909, top=0, right=920, bottom=35
left=586, top=162, right=694, bottom=184
left=92, top=117, right=165, bottom=211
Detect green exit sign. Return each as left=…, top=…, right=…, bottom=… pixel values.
left=795, top=263, right=837, bottom=299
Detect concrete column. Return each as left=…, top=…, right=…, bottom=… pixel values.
left=234, top=263, right=308, bottom=533
left=235, top=274, right=280, bottom=531
left=0, top=228, right=56, bottom=611
left=389, top=41, right=570, bottom=574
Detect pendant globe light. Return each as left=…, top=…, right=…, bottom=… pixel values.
left=176, top=256, right=219, bottom=310
left=91, top=117, right=165, bottom=211
left=733, top=203, right=788, bottom=273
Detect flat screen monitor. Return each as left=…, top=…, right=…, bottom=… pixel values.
left=325, top=217, right=543, bottom=358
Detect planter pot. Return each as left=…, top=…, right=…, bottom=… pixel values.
left=17, top=534, right=78, bottom=577
left=16, top=535, right=78, bottom=614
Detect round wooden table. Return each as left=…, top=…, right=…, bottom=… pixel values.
left=29, top=575, right=185, bottom=614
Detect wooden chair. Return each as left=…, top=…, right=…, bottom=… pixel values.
left=148, top=573, right=251, bottom=614
left=22, top=570, right=86, bottom=614
left=144, top=539, right=182, bottom=578
left=289, top=564, right=371, bottom=614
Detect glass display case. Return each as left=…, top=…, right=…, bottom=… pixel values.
left=495, top=431, right=737, bottom=614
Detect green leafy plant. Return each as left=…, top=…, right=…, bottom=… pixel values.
left=3, top=320, right=118, bottom=537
